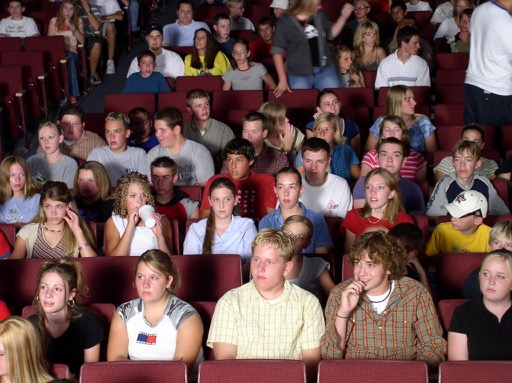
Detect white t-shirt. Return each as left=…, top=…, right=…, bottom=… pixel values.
left=87, top=146, right=147, bottom=185
left=0, top=16, right=39, bottom=37
left=89, top=0, right=121, bottom=15
left=406, top=1, right=432, bottom=12
left=300, top=174, right=353, bottom=218
left=126, top=49, right=185, bottom=78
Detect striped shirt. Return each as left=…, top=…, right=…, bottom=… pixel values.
left=321, top=277, right=446, bottom=367
left=362, top=149, right=427, bottom=181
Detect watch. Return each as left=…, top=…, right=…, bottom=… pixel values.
left=88, top=10, right=94, bottom=15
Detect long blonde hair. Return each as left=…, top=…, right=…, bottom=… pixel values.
left=385, top=85, right=420, bottom=119
left=258, top=102, right=286, bottom=137
left=0, top=155, right=38, bottom=203
left=353, top=20, right=381, bottom=59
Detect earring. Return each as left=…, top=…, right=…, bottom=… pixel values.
left=68, top=299, right=75, bottom=308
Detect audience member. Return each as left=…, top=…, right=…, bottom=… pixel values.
left=434, top=124, right=498, bottom=182
left=335, top=45, right=365, bottom=87
left=496, top=157, right=512, bottom=181
left=365, top=85, right=436, bottom=162
left=48, top=0, right=84, bottom=105
left=343, top=168, right=413, bottom=251
left=127, top=107, right=159, bottom=152
left=361, top=115, right=427, bottom=182
left=150, top=157, right=200, bottom=235
left=259, top=167, right=333, bottom=254
left=104, top=172, right=173, bottom=256
left=223, top=38, right=276, bottom=90
left=30, top=258, right=104, bottom=377
left=430, top=0, right=454, bottom=25
left=212, top=13, right=235, bottom=59
left=270, top=0, right=288, bottom=18
left=200, top=138, right=277, bottom=220
left=426, top=190, right=491, bottom=257
left=28, top=122, right=78, bottom=189
left=464, top=0, right=512, bottom=127
left=0, top=316, right=53, bottom=383
left=296, top=114, right=360, bottom=183
left=183, top=89, right=235, bottom=163
left=249, top=17, right=274, bottom=61
left=207, top=228, right=324, bottom=383
left=184, top=28, right=231, bottom=76
left=184, top=177, right=257, bottom=263
left=426, top=141, right=510, bottom=216
left=406, top=0, right=432, bottom=12
left=272, top=0, right=354, bottom=93
left=282, top=216, right=335, bottom=301
left=73, top=161, right=114, bottom=223
left=123, top=50, right=171, bottom=93
left=305, top=90, right=361, bottom=155
left=0, top=0, right=40, bottom=37
left=433, top=0, right=473, bottom=40
left=147, top=107, right=215, bottom=186
left=108, top=250, right=203, bottom=376
left=439, top=8, right=471, bottom=53
left=10, top=181, right=97, bottom=259
left=127, top=23, right=184, bottom=79
left=163, top=0, right=211, bottom=47
left=321, top=231, right=446, bottom=367
left=375, top=26, right=430, bottom=89
left=448, top=251, right=512, bottom=360
left=87, top=112, right=147, bottom=185
left=77, top=0, right=104, bottom=85
left=299, top=138, right=353, bottom=218
left=227, top=0, right=255, bottom=31
left=339, top=0, right=371, bottom=47
left=352, top=20, right=386, bottom=72
left=354, top=137, right=426, bottom=214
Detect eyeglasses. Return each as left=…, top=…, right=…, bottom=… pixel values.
left=60, top=121, right=82, bottom=128
left=285, top=231, right=308, bottom=242
left=232, top=50, right=247, bottom=56
left=355, top=6, right=369, bottom=10
left=450, top=210, right=482, bottom=219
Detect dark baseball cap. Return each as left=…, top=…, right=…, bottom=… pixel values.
left=145, top=23, right=163, bottom=35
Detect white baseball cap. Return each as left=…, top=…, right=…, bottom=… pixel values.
left=442, top=190, right=488, bottom=218
left=270, top=0, right=289, bottom=9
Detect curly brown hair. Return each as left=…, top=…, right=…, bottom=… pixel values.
left=113, top=172, right=155, bottom=218
left=348, top=231, right=407, bottom=280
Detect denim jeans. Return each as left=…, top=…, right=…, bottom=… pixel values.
left=287, top=64, right=340, bottom=91
left=464, top=83, right=512, bottom=127
left=66, top=51, right=80, bottom=97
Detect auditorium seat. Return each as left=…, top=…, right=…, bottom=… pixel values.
left=80, top=361, right=187, bottom=383
left=436, top=252, right=487, bottom=299
left=439, top=361, right=512, bottom=383
left=437, top=299, right=467, bottom=335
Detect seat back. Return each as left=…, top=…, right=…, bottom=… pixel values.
left=341, top=254, right=353, bottom=282
left=212, top=90, right=263, bottom=111
left=104, top=93, right=155, bottom=115
left=175, top=76, right=223, bottom=92
left=318, top=359, right=429, bottom=383
left=435, top=53, right=469, bottom=70
left=190, top=301, right=216, bottom=360
left=439, top=361, right=512, bottom=383
left=0, top=37, right=22, bottom=52
left=267, top=89, right=318, bottom=109
left=50, top=363, right=70, bottom=380
left=437, top=299, right=467, bottom=335
left=436, top=252, right=487, bottom=299
left=0, top=224, right=16, bottom=249
left=434, top=104, right=464, bottom=126
left=328, top=87, right=375, bottom=108
left=198, top=360, right=306, bottom=383
left=436, top=85, right=464, bottom=104
left=158, top=91, right=188, bottom=112
left=80, top=361, right=188, bottom=383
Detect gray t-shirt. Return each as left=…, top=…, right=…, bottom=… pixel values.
left=87, top=146, right=147, bottom=185
left=222, top=62, right=267, bottom=90
left=27, top=153, right=78, bottom=189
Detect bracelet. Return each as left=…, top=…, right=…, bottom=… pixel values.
left=336, top=313, right=349, bottom=319
left=78, top=243, right=89, bottom=251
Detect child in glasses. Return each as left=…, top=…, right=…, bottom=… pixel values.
left=222, top=38, right=276, bottom=90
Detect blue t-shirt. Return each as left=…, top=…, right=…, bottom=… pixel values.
left=123, top=71, right=171, bottom=94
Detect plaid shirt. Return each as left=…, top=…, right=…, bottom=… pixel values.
left=321, top=277, right=446, bottom=367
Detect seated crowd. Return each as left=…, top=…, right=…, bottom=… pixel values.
left=1, top=0, right=512, bottom=381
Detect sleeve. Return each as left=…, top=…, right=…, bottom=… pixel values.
left=126, top=57, right=139, bottom=78
left=418, top=117, right=436, bottom=138
left=295, top=150, right=303, bottom=166
left=184, top=55, right=195, bottom=76
left=338, top=179, right=353, bottom=219
left=193, top=146, right=215, bottom=184
left=374, top=62, right=388, bottom=89
left=320, top=285, right=345, bottom=359
left=347, top=146, right=360, bottom=166
left=81, top=314, right=105, bottom=349
left=63, top=159, right=78, bottom=189
left=433, top=157, right=453, bottom=175
left=434, top=18, right=449, bottom=39
left=122, top=76, right=135, bottom=93
left=258, top=215, right=272, bottom=230
left=361, top=151, right=378, bottom=169
left=448, top=303, right=469, bottom=333
left=495, top=157, right=512, bottom=175
left=313, top=216, right=334, bottom=249
left=134, top=150, right=148, bottom=176
left=341, top=209, right=358, bottom=233
left=158, top=74, right=171, bottom=92
left=27, top=18, right=40, bottom=36
left=416, top=60, right=431, bottom=87
left=299, top=293, right=325, bottom=350
left=171, top=53, right=185, bottom=78
left=222, top=68, right=235, bottom=83
left=369, top=117, right=383, bottom=139
left=239, top=220, right=257, bottom=263
left=424, top=226, right=441, bottom=256
left=352, top=178, right=365, bottom=200
left=270, top=17, right=288, bottom=56
left=162, top=24, right=172, bottom=45
left=412, top=290, right=447, bottom=367
left=183, top=222, right=204, bottom=254
left=426, top=177, right=449, bottom=216
left=212, top=51, right=232, bottom=76
left=206, top=291, right=238, bottom=348
left=430, top=6, right=446, bottom=25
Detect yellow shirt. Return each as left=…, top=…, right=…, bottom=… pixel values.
left=425, top=222, right=491, bottom=256
left=184, top=51, right=231, bottom=76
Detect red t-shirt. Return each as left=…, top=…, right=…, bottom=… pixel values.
left=0, top=300, right=10, bottom=321
left=342, top=208, right=414, bottom=237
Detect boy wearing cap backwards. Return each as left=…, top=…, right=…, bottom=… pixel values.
left=425, top=190, right=491, bottom=257
left=426, top=140, right=510, bottom=217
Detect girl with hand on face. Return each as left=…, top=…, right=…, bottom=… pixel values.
left=9, top=181, right=97, bottom=259
left=335, top=45, right=365, bottom=88
left=184, top=28, right=231, bottom=76
left=30, top=259, right=104, bottom=378
left=342, top=168, right=413, bottom=252
left=0, top=316, right=54, bottom=383
left=73, top=161, right=114, bottom=223
left=108, top=250, right=203, bottom=378
left=222, top=38, right=276, bottom=91
left=104, top=172, right=173, bottom=256
left=47, top=0, right=84, bottom=105
left=360, top=115, right=427, bottom=182
left=448, top=251, right=512, bottom=361
left=27, top=122, right=78, bottom=189
left=184, top=177, right=257, bottom=263
left=0, top=156, right=40, bottom=225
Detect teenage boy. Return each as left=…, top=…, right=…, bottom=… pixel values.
left=352, top=137, right=425, bottom=214
left=249, top=17, right=274, bottom=61
left=199, top=138, right=277, bottom=220
left=0, top=0, right=39, bottom=37
left=87, top=112, right=147, bottom=185
left=162, top=0, right=210, bottom=47
left=122, top=50, right=171, bottom=94
left=321, top=231, right=446, bottom=366
left=150, top=156, right=200, bottom=234
left=208, top=228, right=324, bottom=383
left=126, top=23, right=184, bottom=79
left=183, top=89, right=235, bottom=162
left=426, top=190, right=491, bottom=257
left=426, top=140, right=510, bottom=216
left=433, top=124, right=499, bottom=182
left=227, top=0, right=255, bottom=31
left=300, top=138, right=353, bottom=218
left=212, top=13, right=235, bottom=60
left=147, top=106, right=215, bottom=186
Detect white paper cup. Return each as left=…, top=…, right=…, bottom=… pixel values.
left=138, top=205, right=156, bottom=228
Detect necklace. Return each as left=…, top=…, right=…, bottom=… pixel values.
left=367, top=284, right=392, bottom=304
left=368, top=215, right=383, bottom=224
left=44, top=224, right=63, bottom=233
